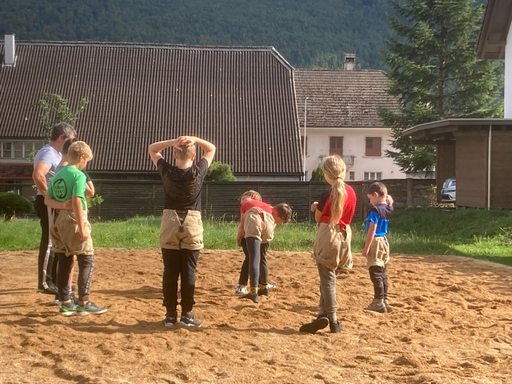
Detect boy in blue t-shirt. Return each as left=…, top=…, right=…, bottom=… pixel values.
left=362, top=182, right=393, bottom=313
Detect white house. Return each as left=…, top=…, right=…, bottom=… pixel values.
left=476, top=0, right=512, bottom=118
left=294, top=60, right=406, bottom=181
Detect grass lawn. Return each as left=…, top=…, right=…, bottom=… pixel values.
left=1, top=207, right=511, bottom=266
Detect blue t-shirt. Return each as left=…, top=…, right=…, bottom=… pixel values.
left=365, top=203, right=393, bottom=237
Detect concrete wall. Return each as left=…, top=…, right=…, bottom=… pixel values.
left=505, top=25, right=512, bottom=118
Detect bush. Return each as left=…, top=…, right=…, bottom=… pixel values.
left=0, top=192, right=34, bottom=220
left=86, top=195, right=104, bottom=208
left=206, top=161, right=237, bottom=181
left=310, top=164, right=325, bottom=181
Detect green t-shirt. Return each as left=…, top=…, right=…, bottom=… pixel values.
left=47, top=165, right=87, bottom=211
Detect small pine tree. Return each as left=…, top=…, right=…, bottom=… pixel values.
left=310, top=164, right=325, bottom=181
left=205, top=161, right=237, bottom=181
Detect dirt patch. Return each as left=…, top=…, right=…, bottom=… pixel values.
left=0, top=249, right=511, bottom=383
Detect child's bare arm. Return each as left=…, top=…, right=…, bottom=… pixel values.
left=84, top=180, right=95, bottom=197
left=72, top=196, right=89, bottom=241
left=362, top=222, right=377, bottom=257
left=148, top=139, right=181, bottom=167
left=236, top=212, right=246, bottom=246
left=44, top=195, right=72, bottom=210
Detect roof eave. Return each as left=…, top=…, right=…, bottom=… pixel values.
left=403, top=118, right=512, bottom=140
left=476, top=0, right=512, bottom=59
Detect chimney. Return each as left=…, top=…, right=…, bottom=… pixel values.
left=344, top=53, right=355, bottom=70
left=3, top=33, right=17, bottom=67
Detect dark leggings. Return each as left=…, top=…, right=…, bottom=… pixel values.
left=238, top=238, right=269, bottom=286
left=162, top=248, right=199, bottom=313
left=35, top=195, right=57, bottom=288
left=246, top=237, right=267, bottom=289
left=369, top=265, right=388, bottom=301
left=57, top=253, right=94, bottom=303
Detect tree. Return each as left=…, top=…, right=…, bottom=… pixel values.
left=35, top=93, right=89, bottom=141
left=379, top=0, right=503, bottom=173
left=310, top=164, right=325, bottom=181
left=32, top=93, right=103, bottom=208
left=205, top=161, right=237, bottom=181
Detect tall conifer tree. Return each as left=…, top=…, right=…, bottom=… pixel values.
left=379, top=0, right=503, bottom=173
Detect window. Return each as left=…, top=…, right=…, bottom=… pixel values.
left=364, top=172, right=382, bottom=180
left=349, top=171, right=355, bottom=181
left=0, top=141, right=43, bottom=160
left=0, top=142, right=13, bottom=159
left=329, top=137, right=343, bottom=156
left=365, top=137, right=381, bottom=156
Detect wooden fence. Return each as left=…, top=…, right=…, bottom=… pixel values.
left=85, top=179, right=436, bottom=222
left=0, top=179, right=435, bottom=222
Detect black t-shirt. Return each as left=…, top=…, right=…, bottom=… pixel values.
left=317, top=190, right=331, bottom=212
left=82, top=168, right=92, bottom=183
left=157, top=157, right=208, bottom=210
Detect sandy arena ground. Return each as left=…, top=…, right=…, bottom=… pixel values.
left=0, top=248, right=511, bottom=384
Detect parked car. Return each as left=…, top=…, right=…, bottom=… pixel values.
left=441, top=177, right=456, bottom=203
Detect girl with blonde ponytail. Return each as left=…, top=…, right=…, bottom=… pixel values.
left=299, top=155, right=357, bottom=334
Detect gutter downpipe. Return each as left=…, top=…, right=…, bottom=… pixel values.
left=302, top=97, right=308, bottom=181
left=487, top=125, right=492, bottom=210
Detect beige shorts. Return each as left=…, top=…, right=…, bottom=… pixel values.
left=366, top=236, right=390, bottom=268
left=50, top=209, right=94, bottom=256
left=243, top=209, right=275, bottom=243
left=312, top=223, right=353, bottom=271
left=160, top=209, right=203, bottom=250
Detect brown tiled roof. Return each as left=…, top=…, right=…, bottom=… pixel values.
left=294, top=69, right=398, bottom=128
left=0, top=41, right=302, bottom=175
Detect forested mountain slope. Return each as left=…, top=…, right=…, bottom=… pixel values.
left=1, top=0, right=394, bottom=69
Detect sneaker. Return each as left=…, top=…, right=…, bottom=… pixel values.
left=69, top=292, right=79, bottom=305
left=53, top=297, right=61, bottom=306
left=234, top=284, right=248, bottom=295
left=59, top=302, right=78, bottom=316
left=258, top=287, right=270, bottom=297
left=164, top=311, right=178, bottom=327
left=329, top=320, right=343, bottom=333
left=239, top=292, right=259, bottom=303
left=76, top=302, right=108, bottom=316
left=364, top=302, right=387, bottom=313
left=180, top=311, right=201, bottom=327
left=299, top=316, right=329, bottom=334
left=37, top=285, right=58, bottom=295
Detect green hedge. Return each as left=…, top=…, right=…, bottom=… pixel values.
left=0, top=192, right=34, bottom=220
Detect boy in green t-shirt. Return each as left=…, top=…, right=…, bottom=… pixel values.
left=45, top=141, right=107, bottom=316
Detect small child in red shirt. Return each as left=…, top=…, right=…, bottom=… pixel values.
left=236, top=194, right=292, bottom=303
